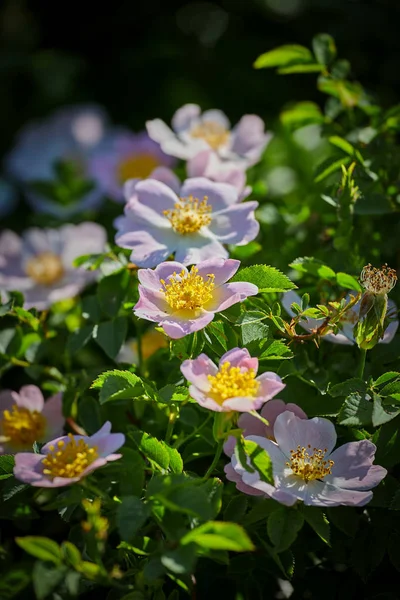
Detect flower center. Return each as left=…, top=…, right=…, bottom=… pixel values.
left=117, top=153, right=160, bottom=183
left=191, top=120, right=230, bottom=150
left=360, top=263, right=397, bottom=295
left=287, top=445, right=334, bottom=483
left=207, top=361, right=260, bottom=404
left=163, top=196, right=212, bottom=235
left=1, top=406, right=46, bottom=446
left=42, top=434, right=98, bottom=479
left=160, top=267, right=215, bottom=312
left=25, top=252, right=65, bottom=286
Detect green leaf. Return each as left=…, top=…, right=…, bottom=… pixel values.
left=329, top=136, right=364, bottom=163
left=232, top=265, right=296, bottom=293
left=165, top=446, right=183, bottom=474
left=254, top=45, right=313, bottom=69
left=280, top=101, right=325, bottom=129
left=13, top=307, right=40, bottom=331
left=327, top=507, right=360, bottom=537
left=278, top=64, right=324, bottom=74
left=329, top=378, right=367, bottom=398
left=161, top=545, right=197, bottom=575
left=130, top=430, right=171, bottom=470
left=0, top=455, right=15, bottom=474
left=302, top=506, right=330, bottom=545
left=312, top=33, right=337, bottom=65
left=61, top=541, right=82, bottom=568
left=16, top=536, right=62, bottom=564
left=372, top=394, right=400, bottom=427
left=374, top=372, right=400, bottom=387
left=158, top=385, right=188, bottom=403
left=258, top=339, right=293, bottom=360
left=78, top=395, right=103, bottom=433
left=314, top=155, right=352, bottom=183
left=337, top=392, right=373, bottom=426
left=91, top=369, right=143, bottom=404
left=32, top=563, right=67, bottom=600
left=93, top=316, right=128, bottom=359
left=0, top=568, right=31, bottom=599
left=117, top=496, right=150, bottom=541
left=97, top=269, right=130, bottom=317
left=336, top=272, right=362, bottom=291
left=181, top=521, right=255, bottom=552
left=244, top=439, right=274, bottom=484
left=223, top=495, right=248, bottom=523
left=66, top=324, right=94, bottom=353
left=289, top=257, right=336, bottom=280
left=267, top=508, right=304, bottom=552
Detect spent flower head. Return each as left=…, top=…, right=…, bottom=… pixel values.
left=360, top=263, right=397, bottom=295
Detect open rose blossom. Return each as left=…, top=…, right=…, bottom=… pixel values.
left=146, top=104, right=271, bottom=168
left=14, top=422, right=125, bottom=488
left=227, top=411, right=387, bottom=507
left=0, top=386, right=64, bottom=454
left=6, top=105, right=108, bottom=217
left=282, top=290, right=398, bottom=345
left=0, top=222, right=106, bottom=310
left=114, top=176, right=259, bottom=268
left=88, top=130, right=175, bottom=202
left=133, top=258, right=257, bottom=339
left=181, top=348, right=285, bottom=412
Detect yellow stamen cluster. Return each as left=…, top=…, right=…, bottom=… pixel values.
left=287, top=445, right=334, bottom=483
left=1, top=406, right=46, bottom=446
left=117, top=153, right=160, bottom=183
left=25, top=252, right=65, bottom=286
left=160, top=267, right=215, bottom=312
left=207, top=361, right=260, bottom=405
left=360, top=263, right=397, bottom=295
left=163, top=195, right=212, bottom=235
left=191, top=120, right=230, bottom=150
left=42, top=434, right=98, bottom=479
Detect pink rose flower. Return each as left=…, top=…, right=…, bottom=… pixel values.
left=14, top=422, right=125, bottom=488
left=133, top=258, right=257, bottom=339
left=115, top=176, right=259, bottom=268
left=181, top=348, right=285, bottom=413
left=146, top=104, right=271, bottom=168
left=0, top=385, right=64, bottom=454
left=227, top=411, right=387, bottom=507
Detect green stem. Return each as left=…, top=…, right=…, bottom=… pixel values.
left=202, top=439, right=224, bottom=480
left=174, top=414, right=212, bottom=449
left=357, top=349, right=367, bottom=380
left=165, top=407, right=178, bottom=444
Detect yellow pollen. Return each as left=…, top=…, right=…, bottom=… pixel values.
left=1, top=406, right=46, bottom=447
left=207, top=361, right=260, bottom=405
left=25, top=252, right=65, bottom=286
left=117, top=153, right=160, bottom=183
left=360, top=263, right=397, bottom=295
left=191, top=120, right=230, bottom=150
left=287, top=445, right=334, bottom=483
left=163, top=195, right=212, bottom=235
left=41, top=434, right=98, bottom=479
left=160, top=266, right=215, bottom=312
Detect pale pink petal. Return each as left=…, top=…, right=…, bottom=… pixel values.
left=237, top=412, right=268, bottom=439
left=174, top=236, right=228, bottom=266
left=223, top=436, right=237, bottom=457
left=206, top=282, right=258, bottom=312
left=172, top=104, right=201, bottom=132
left=116, top=228, right=177, bottom=268
left=138, top=262, right=188, bottom=290
left=14, top=385, right=44, bottom=412
left=223, top=395, right=266, bottom=412
left=180, top=178, right=239, bottom=212
left=230, top=115, right=270, bottom=163
left=224, top=463, right=265, bottom=496
left=303, top=479, right=374, bottom=507
left=259, top=400, right=307, bottom=438
left=161, top=312, right=214, bottom=339
left=146, top=118, right=176, bottom=144
left=134, top=285, right=170, bottom=317
left=94, top=433, right=125, bottom=457
left=150, top=167, right=181, bottom=194
left=14, top=452, right=46, bottom=485
left=209, top=202, right=259, bottom=245
left=257, top=372, right=286, bottom=400
left=42, top=393, right=64, bottom=440
left=0, top=390, right=17, bottom=414
left=219, top=347, right=257, bottom=371
left=195, top=258, right=240, bottom=286
left=201, top=109, right=230, bottom=130
left=273, top=412, right=337, bottom=460
left=180, top=354, right=218, bottom=391
left=326, top=440, right=387, bottom=491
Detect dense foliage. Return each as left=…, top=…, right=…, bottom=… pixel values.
left=1, top=30, right=400, bottom=600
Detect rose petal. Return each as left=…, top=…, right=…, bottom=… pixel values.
left=326, top=440, right=387, bottom=490
left=14, top=385, right=44, bottom=412
left=180, top=178, right=239, bottom=212
left=273, top=412, right=337, bottom=460
left=161, top=311, right=214, bottom=339
left=206, top=282, right=258, bottom=312
left=180, top=354, right=218, bottom=392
